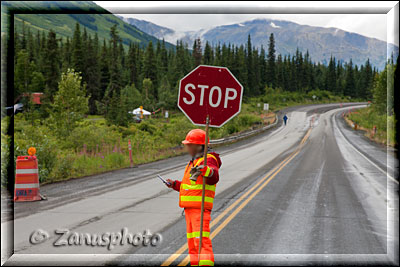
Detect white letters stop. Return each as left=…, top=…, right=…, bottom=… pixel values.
left=183, top=83, right=238, bottom=108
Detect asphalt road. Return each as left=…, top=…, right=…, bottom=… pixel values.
left=2, top=103, right=398, bottom=266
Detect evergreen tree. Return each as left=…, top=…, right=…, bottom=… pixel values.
left=14, top=50, right=34, bottom=96
left=326, top=56, right=337, bottom=93
left=372, top=66, right=388, bottom=114
left=246, top=35, right=255, bottom=96
left=203, top=41, right=212, bottom=65
left=363, top=58, right=373, bottom=99
left=62, top=37, right=72, bottom=71
left=43, top=30, right=60, bottom=97
left=344, top=59, right=356, bottom=97
left=72, top=23, right=84, bottom=73
left=214, top=43, right=221, bottom=66
left=143, top=41, right=157, bottom=90
left=157, top=75, right=175, bottom=109
left=192, top=38, right=202, bottom=66
left=85, top=35, right=101, bottom=114
left=128, top=43, right=138, bottom=87
left=121, top=83, right=142, bottom=110
left=105, top=90, right=128, bottom=126
left=259, top=45, right=267, bottom=87
left=266, top=33, right=276, bottom=88
left=160, top=39, right=168, bottom=75
left=99, top=39, right=110, bottom=99
left=142, top=78, right=153, bottom=101
left=336, top=61, right=344, bottom=94
left=235, top=45, right=247, bottom=90
left=107, top=24, right=123, bottom=96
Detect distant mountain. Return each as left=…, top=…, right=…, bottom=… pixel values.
left=121, top=17, right=398, bottom=70
left=2, top=1, right=174, bottom=49
left=117, top=16, right=175, bottom=40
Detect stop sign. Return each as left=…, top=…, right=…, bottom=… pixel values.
left=178, top=65, right=243, bottom=127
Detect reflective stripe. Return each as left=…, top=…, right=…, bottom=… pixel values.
left=15, top=169, right=38, bottom=174
left=15, top=183, right=39, bottom=188
left=180, top=196, right=214, bottom=203
left=194, top=154, right=218, bottom=167
left=199, top=259, right=214, bottom=266
left=204, top=167, right=211, bottom=177
left=181, top=183, right=215, bottom=192
left=186, top=231, right=210, bottom=239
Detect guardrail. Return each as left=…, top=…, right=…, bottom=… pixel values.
left=209, top=114, right=279, bottom=145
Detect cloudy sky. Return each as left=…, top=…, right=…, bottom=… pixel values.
left=94, top=1, right=399, bottom=45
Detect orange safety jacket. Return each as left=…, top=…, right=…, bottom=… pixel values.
left=179, top=153, right=220, bottom=210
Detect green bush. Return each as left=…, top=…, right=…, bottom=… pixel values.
left=65, top=121, right=122, bottom=152
left=14, top=115, right=59, bottom=183
left=226, top=122, right=239, bottom=135
left=105, top=152, right=125, bottom=168
left=137, top=121, right=158, bottom=134
left=48, top=152, right=75, bottom=182
left=238, top=114, right=262, bottom=127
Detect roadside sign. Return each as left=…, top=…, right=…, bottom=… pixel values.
left=263, top=103, right=269, bottom=111
left=178, top=65, right=244, bottom=127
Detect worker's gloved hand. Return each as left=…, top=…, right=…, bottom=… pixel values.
left=190, top=165, right=213, bottom=181
left=190, top=166, right=201, bottom=181
left=166, top=179, right=174, bottom=188
left=198, top=165, right=213, bottom=177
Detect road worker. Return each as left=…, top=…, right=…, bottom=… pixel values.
left=166, top=129, right=222, bottom=266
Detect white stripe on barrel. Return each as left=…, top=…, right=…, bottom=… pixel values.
left=15, top=183, right=39, bottom=188
left=15, top=169, right=38, bottom=174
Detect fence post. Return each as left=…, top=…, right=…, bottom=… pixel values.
left=128, top=139, right=133, bottom=168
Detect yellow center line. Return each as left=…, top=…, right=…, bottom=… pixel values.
left=162, top=128, right=311, bottom=266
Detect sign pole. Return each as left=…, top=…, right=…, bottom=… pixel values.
left=198, top=115, right=209, bottom=261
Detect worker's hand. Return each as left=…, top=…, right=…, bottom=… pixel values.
left=190, top=166, right=200, bottom=181
left=166, top=179, right=174, bottom=188
left=190, top=165, right=214, bottom=181
left=197, top=165, right=213, bottom=177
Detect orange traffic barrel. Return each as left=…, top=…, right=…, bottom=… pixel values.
left=14, top=154, right=42, bottom=202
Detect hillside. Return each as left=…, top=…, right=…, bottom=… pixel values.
left=117, top=15, right=175, bottom=40
left=1, top=1, right=174, bottom=49
left=122, top=17, right=398, bottom=70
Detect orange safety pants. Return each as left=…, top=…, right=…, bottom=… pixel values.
left=184, top=208, right=214, bottom=266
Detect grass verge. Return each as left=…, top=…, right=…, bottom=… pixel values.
left=345, top=106, right=396, bottom=147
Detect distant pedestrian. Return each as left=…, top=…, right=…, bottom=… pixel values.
left=283, top=114, right=288, bottom=125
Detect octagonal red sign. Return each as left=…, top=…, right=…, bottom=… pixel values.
left=178, top=65, right=244, bottom=127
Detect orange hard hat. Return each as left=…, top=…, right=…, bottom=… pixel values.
left=182, top=129, right=209, bottom=145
